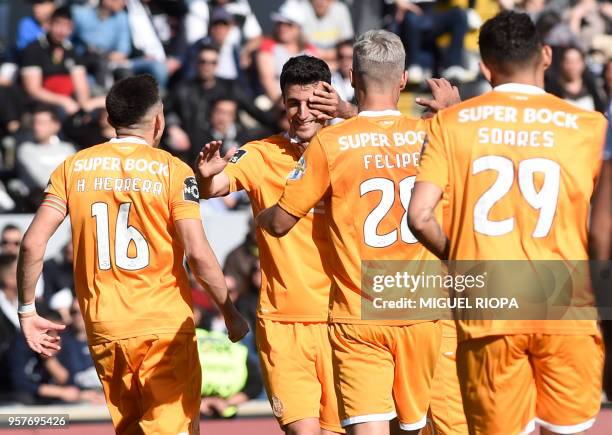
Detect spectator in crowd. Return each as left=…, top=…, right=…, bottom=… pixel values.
left=16, top=105, right=76, bottom=210
left=71, top=0, right=132, bottom=87
left=202, top=98, right=259, bottom=156
left=0, top=225, right=22, bottom=256
left=124, top=0, right=173, bottom=88
left=256, top=2, right=318, bottom=104
left=300, top=0, right=354, bottom=69
left=41, top=242, right=74, bottom=325
left=546, top=46, right=606, bottom=112
left=205, top=7, right=243, bottom=81
left=393, top=0, right=474, bottom=83
left=331, top=39, right=355, bottom=105
left=16, top=0, right=56, bottom=53
left=566, top=0, right=612, bottom=54
left=0, top=84, right=22, bottom=139
left=57, top=301, right=103, bottom=391
left=20, top=7, right=105, bottom=117
left=72, top=0, right=169, bottom=89
left=63, top=108, right=116, bottom=150
left=0, top=254, right=18, bottom=398
left=185, top=0, right=262, bottom=72
left=165, top=44, right=276, bottom=162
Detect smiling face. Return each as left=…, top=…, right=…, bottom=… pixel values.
left=283, top=82, right=325, bottom=143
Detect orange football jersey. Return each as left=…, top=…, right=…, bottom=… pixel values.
left=43, top=137, right=201, bottom=344
left=224, top=134, right=333, bottom=322
left=278, top=111, right=437, bottom=325
left=417, top=83, right=608, bottom=340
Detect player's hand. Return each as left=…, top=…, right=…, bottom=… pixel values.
left=19, top=313, right=65, bottom=357
left=225, top=312, right=249, bottom=343
left=416, top=78, right=461, bottom=117
left=309, top=82, right=356, bottom=121
left=196, top=141, right=237, bottom=179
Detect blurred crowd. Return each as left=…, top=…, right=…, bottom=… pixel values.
left=0, top=0, right=610, bottom=411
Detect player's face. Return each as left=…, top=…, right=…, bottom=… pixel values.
left=283, top=82, right=325, bottom=143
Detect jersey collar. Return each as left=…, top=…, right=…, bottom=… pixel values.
left=358, top=109, right=401, bottom=117
left=109, top=136, right=149, bottom=146
left=493, top=83, right=545, bottom=95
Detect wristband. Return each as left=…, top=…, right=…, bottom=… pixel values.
left=17, top=302, right=36, bottom=316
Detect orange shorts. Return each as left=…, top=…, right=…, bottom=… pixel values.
left=457, top=333, right=603, bottom=435
left=329, top=321, right=441, bottom=431
left=90, top=333, right=201, bottom=435
left=256, top=319, right=343, bottom=433
left=423, top=321, right=468, bottom=435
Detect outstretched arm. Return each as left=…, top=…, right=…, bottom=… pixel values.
left=175, top=218, right=249, bottom=342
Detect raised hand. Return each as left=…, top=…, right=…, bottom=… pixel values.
left=19, top=313, right=66, bottom=357
left=416, top=78, right=461, bottom=116
left=195, top=141, right=237, bottom=179
left=309, top=81, right=357, bottom=121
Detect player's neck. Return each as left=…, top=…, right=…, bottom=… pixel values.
left=356, top=90, right=399, bottom=113
left=114, top=129, right=153, bottom=146
left=490, top=72, right=544, bottom=90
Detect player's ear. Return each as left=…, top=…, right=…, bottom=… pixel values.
left=479, top=61, right=492, bottom=83
left=541, top=45, right=552, bottom=71
left=400, top=70, right=408, bottom=91
left=349, top=67, right=355, bottom=88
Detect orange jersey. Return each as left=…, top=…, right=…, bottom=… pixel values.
left=278, top=111, right=436, bottom=324
left=224, top=134, right=333, bottom=322
left=416, top=83, right=608, bottom=340
left=43, top=137, right=201, bottom=344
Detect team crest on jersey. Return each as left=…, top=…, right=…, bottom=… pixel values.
left=183, top=176, right=199, bottom=202
left=271, top=395, right=284, bottom=418
left=287, top=156, right=306, bottom=180
left=229, top=149, right=247, bottom=164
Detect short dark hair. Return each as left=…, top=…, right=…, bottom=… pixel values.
left=51, top=6, right=72, bottom=22
left=479, top=11, right=542, bottom=74
left=32, top=103, right=60, bottom=122
left=280, top=55, right=331, bottom=96
left=198, top=43, right=220, bottom=56
left=106, top=74, right=161, bottom=128
left=1, top=224, right=20, bottom=235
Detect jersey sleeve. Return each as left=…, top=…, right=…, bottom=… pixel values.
left=416, top=112, right=449, bottom=191
left=169, top=158, right=202, bottom=222
left=41, top=160, right=69, bottom=217
left=223, top=144, right=264, bottom=193
left=278, top=134, right=331, bottom=218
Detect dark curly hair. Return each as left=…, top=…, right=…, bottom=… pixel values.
left=479, top=11, right=542, bottom=75
left=106, top=74, right=161, bottom=129
left=280, top=55, right=331, bottom=97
